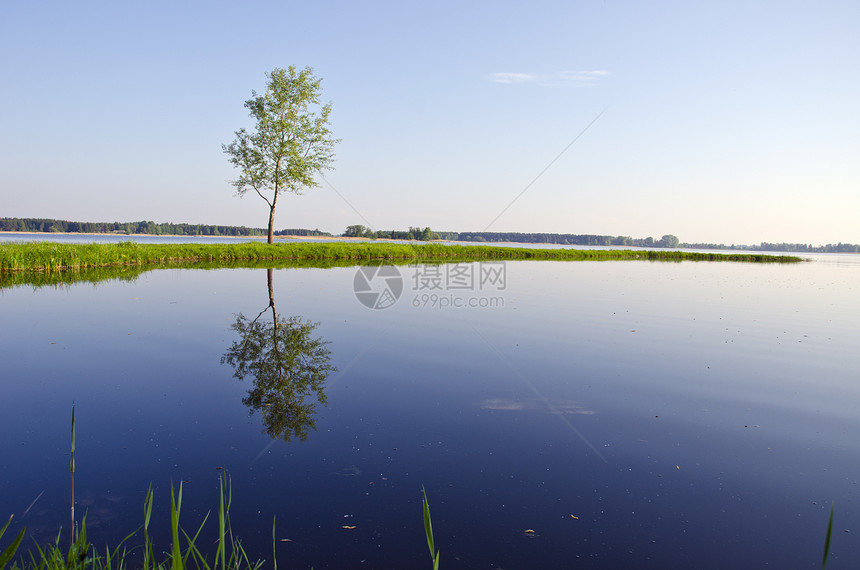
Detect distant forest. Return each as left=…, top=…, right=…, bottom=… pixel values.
left=344, top=226, right=859, bottom=253
left=2, top=217, right=857, bottom=253
left=453, top=232, right=860, bottom=253
left=0, top=218, right=332, bottom=237
left=679, top=241, right=860, bottom=253
left=343, top=225, right=683, bottom=247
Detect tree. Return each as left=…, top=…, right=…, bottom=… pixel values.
left=658, top=234, right=680, bottom=248
left=223, top=66, right=338, bottom=244
left=344, top=224, right=367, bottom=238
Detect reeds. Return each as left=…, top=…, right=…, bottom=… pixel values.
left=1, top=478, right=268, bottom=570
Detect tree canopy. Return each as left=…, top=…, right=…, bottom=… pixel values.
left=223, top=66, right=338, bottom=243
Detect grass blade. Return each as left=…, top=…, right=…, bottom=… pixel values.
left=422, top=488, right=434, bottom=557
left=272, top=515, right=277, bottom=570
left=421, top=487, right=439, bottom=569
left=142, top=485, right=155, bottom=570
left=217, top=474, right=226, bottom=570
left=70, top=402, right=76, bottom=552
left=823, top=502, right=834, bottom=569
left=181, top=510, right=210, bottom=568
left=0, top=515, right=26, bottom=568
left=169, top=483, right=183, bottom=570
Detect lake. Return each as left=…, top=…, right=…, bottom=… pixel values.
left=1, top=248, right=859, bottom=568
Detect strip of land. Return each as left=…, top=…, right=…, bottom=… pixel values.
left=0, top=242, right=803, bottom=273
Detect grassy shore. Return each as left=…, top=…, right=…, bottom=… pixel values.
left=0, top=241, right=802, bottom=273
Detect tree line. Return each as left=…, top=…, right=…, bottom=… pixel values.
left=341, top=226, right=860, bottom=253
left=454, top=232, right=681, bottom=248
left=0, top=217, right=330, bottom=238
left=681, top=241, right=860, bottom=253
left=343, top=225, right=435, bottom=241
left=342, top=226, right=681, bottom=248
left=5, top=217, right=856, bottom=252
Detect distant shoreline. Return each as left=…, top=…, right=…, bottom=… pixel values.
left=0, top=231, right=451, bottom=245
left=1, top=231, right=856, bottom=254
left=0, top=230, right=364, bottom=241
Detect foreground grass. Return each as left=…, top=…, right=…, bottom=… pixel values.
left=0, top=241, right=802, bottom=273
left=2, top=404, right=271, bottom=570
left=1, top=479, right=270, bottom=570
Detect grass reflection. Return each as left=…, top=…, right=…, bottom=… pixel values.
left=0, top=258, right=426, bottom=291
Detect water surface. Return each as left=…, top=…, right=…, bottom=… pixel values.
left=1, top=255, right=858, bottom=568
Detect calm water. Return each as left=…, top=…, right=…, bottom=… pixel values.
left=2, top=253, right=859, bottom=568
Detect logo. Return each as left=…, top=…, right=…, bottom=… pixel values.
left=353, top=265, right=403, bottom=310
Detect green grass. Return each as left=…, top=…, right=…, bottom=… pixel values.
left=0, top=478, right=268, bottom=570
left=0, top=241, right=803, bottom=274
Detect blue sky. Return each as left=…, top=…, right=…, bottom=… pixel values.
left=1, top=1, right=857, bottom=244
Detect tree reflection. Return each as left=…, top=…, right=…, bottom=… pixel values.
left=221, top=269, right=334, bottom=442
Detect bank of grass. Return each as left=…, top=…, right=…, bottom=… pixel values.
left=0, top=241, right=803, bottom=273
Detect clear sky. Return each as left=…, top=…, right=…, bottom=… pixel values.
left=1, top=1, right=857, bottom=245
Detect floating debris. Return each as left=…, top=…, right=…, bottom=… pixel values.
left=333, top=465, right=362, bottom=477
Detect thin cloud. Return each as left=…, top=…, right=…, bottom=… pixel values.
left=488, top=70, right=609, bottom=86
left=556, top=70, right=610, bottom=86
left=488, top=72, right=538, bottom=84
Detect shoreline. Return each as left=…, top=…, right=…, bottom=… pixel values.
left=0, top=230, right=360, bottom=241
left=0, top=230, right=441, bottom=244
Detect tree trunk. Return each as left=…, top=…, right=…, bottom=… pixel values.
left=267, top=204, right=276, bottom=244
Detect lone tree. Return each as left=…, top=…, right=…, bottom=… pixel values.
left=223, top=66, right=338, bottom=243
